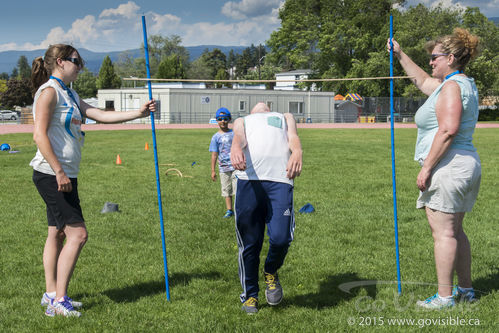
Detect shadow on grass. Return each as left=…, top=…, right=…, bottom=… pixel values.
left=288, top=273, right=376, bottom=309
left=103, top=271, right=221, bottom=303
left=473, top=266, right=499, bottom=299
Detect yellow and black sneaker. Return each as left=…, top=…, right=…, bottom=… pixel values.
left=264, top=271, right=283, bottom=305
left=241, top=297, right=258, bottom=314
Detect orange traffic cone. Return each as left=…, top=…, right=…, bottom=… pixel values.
left=145, top=142, right=149, bottom=150
left=116, top=154, right=122, bottom=165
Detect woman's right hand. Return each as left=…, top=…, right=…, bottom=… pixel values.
left=56, top=171, right=72, bottom=192
left=386, top=38, right=401, bottom=56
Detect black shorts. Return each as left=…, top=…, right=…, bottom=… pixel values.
left=32, top=170, right=84, bottom=229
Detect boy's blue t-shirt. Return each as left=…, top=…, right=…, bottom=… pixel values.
left=209, top=130, right=235, bottom=172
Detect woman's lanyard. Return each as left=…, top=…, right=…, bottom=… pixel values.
left=50, top=76, right=83, bottom=114
left=444, top=70, right=463, bottom=81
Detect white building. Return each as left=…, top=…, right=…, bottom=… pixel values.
left=96, top=87, right=362, bottom=124
left=274, top=69, right=314, bottom=91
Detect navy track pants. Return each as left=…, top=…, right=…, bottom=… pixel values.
left=235, top=179, right=295, bottom=301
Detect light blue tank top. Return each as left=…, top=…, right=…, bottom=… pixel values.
left=414, top=75, right=479, bottom=162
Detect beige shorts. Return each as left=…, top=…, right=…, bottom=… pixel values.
left=220, top=171, right=236, bottom=197
left=417, top=149, right=481, bottom=213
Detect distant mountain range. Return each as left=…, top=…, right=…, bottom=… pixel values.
left=0, top=45, right=247, bottom=75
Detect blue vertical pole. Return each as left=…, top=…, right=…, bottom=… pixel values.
left=390, top=14, right=402, bottom=294
left=142, top=15, right=171, bottom=301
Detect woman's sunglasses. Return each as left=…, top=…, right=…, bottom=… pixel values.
left=217, top=116, right=230, bottom=121
left=64, top=57, right=82, bottom=67
left=430, top=53, right=449, bottom=61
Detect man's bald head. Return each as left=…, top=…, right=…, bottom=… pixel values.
left=250, top=102, right=270, bottom=114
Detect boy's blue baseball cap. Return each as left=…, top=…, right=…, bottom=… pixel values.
left=216, top=107, right=231, bottom=119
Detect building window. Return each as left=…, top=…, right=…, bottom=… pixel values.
left=239, top=100, right=246, bottom=111
left=289, top=101, right=304, bottom=114
left=105, top=100, right=115, bottom=111
left=266, top=101, right=273, bottom=111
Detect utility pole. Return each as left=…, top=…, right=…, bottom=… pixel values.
left=258, top=44, right=265, bottom=80
left=258, top=45, right=261, bottom=80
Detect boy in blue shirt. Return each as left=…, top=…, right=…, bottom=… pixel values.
left=209, top=108, right=236, bottom=218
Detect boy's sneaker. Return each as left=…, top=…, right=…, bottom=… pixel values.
left=46, top=296, right=81, bottom=317
left=41, top=292, right=82, bottom=309
left=241, top=297, right=258, bottom=314
left=223, top=210, right=234, bottom=218
left=416, top=293, right=455, bottom=310
left=264, top=271, right=283, bottom=305
left=453, top=286, right=477, bottom=303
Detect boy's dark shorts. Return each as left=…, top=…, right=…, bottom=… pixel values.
left=33, top=170, right=84, bottom=230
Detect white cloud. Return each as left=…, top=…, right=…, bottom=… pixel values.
left=403, top=0, right=495, bottom=13
left=142, top=1, right=283, bottom=46
left=222, top=0, right=282, bottom=20
left=148, top=13, right=182, bottom=33
left=99, top=1, right=140, bottom=19
left=179, top=21, right=268, bottom=46
left=0, top=0, right=284, bottom=52
left=428, top=0, right=466, bottom=12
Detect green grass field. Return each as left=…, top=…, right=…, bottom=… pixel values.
left=1, top=128, right=497, bottom=332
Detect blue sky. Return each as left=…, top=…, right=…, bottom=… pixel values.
left=1, top=0, right=497, bottom=52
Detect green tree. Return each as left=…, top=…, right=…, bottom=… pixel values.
left=267, top=1, right=497, bottom=97
left=266, top=0, right=321, bottom=71
left=390, top=4, right=461, bottom=96
left=462, top=8, right=499, bottom=96
left=389, top=4, right=498, bottom=97
left=202, top=48, right=227, bottom=79
left=214, top=68, right=228, bottom=88
left=96, top=56, right=121, bottom=89
left=73, top=68, right=97, bottom=98
left=227, top=50, right=237, bottom=78
left=242, top=63, right=281, bottom=90
left=317, top=0, right=397, bottom=94
left=0, top=72, right=9, bottom=80
left=0, top=79, right=7, bottom=94
left=114, top=51, right=147, bottom=88
left=0, top=78, right=33, bottom=108
left=143, top=34, right=190, bottom=76
left=11, top=68, right=18, bottom=78
left=235, top=48, right=254, bottom=78
left=17, top=55, right=31, bottom=79
left=233, top=44, right=267, bottom=79
left=156, top=54, right=186, bottom=79
left=187, top=56, right=212, bottom=80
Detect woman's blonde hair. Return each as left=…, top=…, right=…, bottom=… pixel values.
left=31, top=44, right=85, bottom=97
left=425, top=28, right=480, bottom=70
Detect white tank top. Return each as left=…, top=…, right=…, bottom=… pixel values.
left=235, top=112, right=292, bottom=185
left=30, top=79, right=84, bottom=178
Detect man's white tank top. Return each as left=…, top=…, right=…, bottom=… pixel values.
left=30, top=79, right=84, bottom=178
left=235, top=112, right=292, bottom=185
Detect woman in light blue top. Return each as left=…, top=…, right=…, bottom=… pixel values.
left=388, top=28, right=481, bottom=309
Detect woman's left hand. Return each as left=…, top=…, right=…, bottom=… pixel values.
left=417, top=166, right=432, bottom=191
left=140, top=99, right=156, bottom=116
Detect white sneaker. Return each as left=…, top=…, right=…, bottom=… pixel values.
left=46, top=296, right=81, bottom=317
left=416, top=293, right=455, bottom=309
left=41, top=292, right=82, bottom=309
